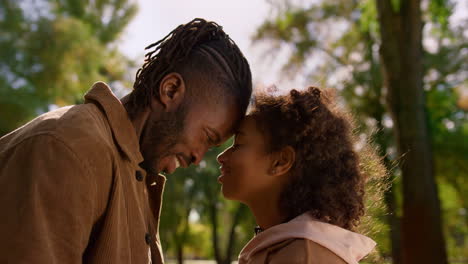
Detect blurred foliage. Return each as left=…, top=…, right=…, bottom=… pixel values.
left=0, top=0, right=137, bottom=136
left=254, top=0, right=467, bottom=262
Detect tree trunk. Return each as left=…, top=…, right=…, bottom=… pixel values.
left=209, top=203, right=222, bottom=264
left=176, top=242, right=184, bottom=264
left=375, top=0, right=448, bottom=263
left=375, top=119, right=403, bottom=264
left=383, top=176, right=403, bottom=264
left=364, top=27, right=403, bottom=264
left=176, top=207, right=191, bottom=264
left=223, top=204, right=247, bottom=264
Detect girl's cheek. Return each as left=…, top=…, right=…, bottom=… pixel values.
left=231, top=152, right=250, bottom=175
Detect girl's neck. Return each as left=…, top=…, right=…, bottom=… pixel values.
left=246, top=192, right=285, bottom=231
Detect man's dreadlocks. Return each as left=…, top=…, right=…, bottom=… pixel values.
left=126, top=18, right=252, bottom=119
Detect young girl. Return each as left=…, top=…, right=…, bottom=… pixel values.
left=217, top=87, right=380, bottom=264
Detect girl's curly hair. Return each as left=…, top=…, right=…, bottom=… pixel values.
left=250, top=86, right=382, bottom=231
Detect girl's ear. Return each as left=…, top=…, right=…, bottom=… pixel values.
left=268, top=146, right=295, bottom=177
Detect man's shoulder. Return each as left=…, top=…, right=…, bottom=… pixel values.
left=267, top=239, right=347, bottom=264
left=1, top=103, right=115, bottom=161
left=50, top=103, right=114, bottom=151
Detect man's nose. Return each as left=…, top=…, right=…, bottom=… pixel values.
left=191, top=148, right=206, bottom=166
left=192, top=155, right=201, bottom=166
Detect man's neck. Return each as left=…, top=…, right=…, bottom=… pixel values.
left=120, top=94, right=151, bottom=139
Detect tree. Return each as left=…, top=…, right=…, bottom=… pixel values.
left=375, top=0, right=448, bottom=262
left=253, top=0, right=467, bottom=262
left=0, top=0, right=137, bottom=136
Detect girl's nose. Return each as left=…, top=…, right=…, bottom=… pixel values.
left=217, top=148, right=229, bottom=164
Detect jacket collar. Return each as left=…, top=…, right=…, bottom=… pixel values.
left=84, top=82, right=144, bottom=165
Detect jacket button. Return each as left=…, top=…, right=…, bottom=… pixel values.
left=145, top=233, right=152, bottom=245
left=136, top=171, right=143, bottom=181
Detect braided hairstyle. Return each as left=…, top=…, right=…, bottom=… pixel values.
left=126, top=18, right=252, bottom=120
left=249, top=87, right=378, bottom=230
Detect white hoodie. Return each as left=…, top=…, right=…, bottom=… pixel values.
left=238, top=212, right=376, bottom=264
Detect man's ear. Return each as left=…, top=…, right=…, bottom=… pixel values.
left=268, top=146, right=296, bottom=177
left=158, top=72, right=186, bottom=111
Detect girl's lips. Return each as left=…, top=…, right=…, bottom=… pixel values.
left=220, top=166, right=230, bottom=176
left=218, top=166, right=230, bottom=183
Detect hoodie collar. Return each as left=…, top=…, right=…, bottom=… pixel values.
left=239, top=212, right=376, bottom=264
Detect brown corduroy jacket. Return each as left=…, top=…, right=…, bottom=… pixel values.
left=0, top=82, right=165, bottom=263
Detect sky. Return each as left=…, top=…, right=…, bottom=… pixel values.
left=117, top=0, right=299, bottom=90
left=117, top=0, right=468, bottom=93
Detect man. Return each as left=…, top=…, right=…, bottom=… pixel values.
left=0, top=18, right=252, bottom=263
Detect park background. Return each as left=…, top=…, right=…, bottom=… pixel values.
left=1, top=0, right=467, bottom=263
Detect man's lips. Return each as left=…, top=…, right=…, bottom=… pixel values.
left=168, top=154, right=191, bottom=173
left=164, top=156, right=180, bottom=174
left=159, top=155, right=183, bottom=174
left=176, top=154, right=190, bottom=168
left=174, top=156, right=180, bottom=168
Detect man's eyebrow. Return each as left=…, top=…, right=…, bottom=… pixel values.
left=206, top=127, right=222, bottom=145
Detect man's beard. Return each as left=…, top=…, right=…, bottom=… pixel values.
left=140, top=103, right=188, bottom=173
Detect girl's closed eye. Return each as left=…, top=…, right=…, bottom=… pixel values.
left=232, top=143, right=243, bottom=151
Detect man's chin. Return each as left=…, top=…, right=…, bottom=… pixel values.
left=139, top=159, right=160, bottom=174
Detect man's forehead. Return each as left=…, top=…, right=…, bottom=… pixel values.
left=190, top=100, right=240, bottom=133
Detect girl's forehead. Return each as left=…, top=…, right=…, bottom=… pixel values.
left=237, top=116, right=256, bottom=132
left=236, top=116, right=267, bottom=143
